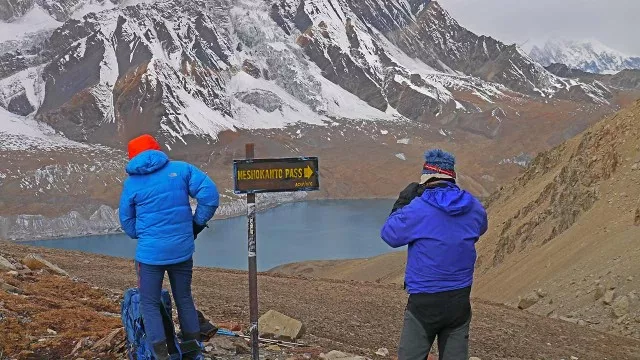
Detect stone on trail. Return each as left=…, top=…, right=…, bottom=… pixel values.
left=375, top=348, right=389, bottom=357
left=469, top=357, right=482, bottom=360
left=517, top=291, right=540, bottom=309
left=594, top=285, right=605, bottom=300
left=320, top=350, right=367, bottom=360
left=22, top=254, right=69, bottom=276
left=603, top=289, right=616, bottom=305
left=0, top=255, right=16, bottom=271
left=612, top=296, right=630, bottom=318
left=259, top=310, right=305, bottom=341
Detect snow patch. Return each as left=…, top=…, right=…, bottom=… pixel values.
left=0, top=4, right=61, bottom=44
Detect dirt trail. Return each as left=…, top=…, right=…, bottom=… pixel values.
left=1, top=242, right=639, bottom=359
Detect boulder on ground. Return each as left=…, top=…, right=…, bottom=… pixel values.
left=612, top=296, right=630, bottom=318
left=0, top=255, right=16, bottom=271
left=258, top=310, right=305, bottom=341
left=22, top=254, right=69, bottom=276
left=518, top=292, right=540, bottom=310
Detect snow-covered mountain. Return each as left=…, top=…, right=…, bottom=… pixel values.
left=0, top=0, right=637, bottom=240
left=1, top=0, right=616, bottom=147
left=530, top=39, right=640, bottom=75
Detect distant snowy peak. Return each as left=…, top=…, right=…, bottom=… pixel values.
left=530, top=39, right=640, bottom=74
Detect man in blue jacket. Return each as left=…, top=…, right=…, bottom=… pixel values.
left=119, top=134, right=219, bottom=360
left=381, top=149, right=487, bottom=360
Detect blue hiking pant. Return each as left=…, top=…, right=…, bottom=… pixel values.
left=136, top=258, right=200, bottom=345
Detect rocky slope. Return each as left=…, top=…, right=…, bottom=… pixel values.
left=2, top=242, right=640, bottom=359
left=472, top=97, right=640, bottom=340
left=530, top=39, right=640, bottom=75
left=272, top=98, right=640, bottom=341
left=1, top=0, right=638, bottom=240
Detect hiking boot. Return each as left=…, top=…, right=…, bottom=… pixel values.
left=197, top=310, right=218, bottom=341
left=151, top=341, right=171, bottom=360
left=181, top=332, right=204, bottom=360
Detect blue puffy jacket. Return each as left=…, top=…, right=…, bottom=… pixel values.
left=381, top=182, right=488, bottom=294
left=119, top=150, right=219, bottom=265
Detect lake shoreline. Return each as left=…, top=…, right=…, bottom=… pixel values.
left=11, top=196, right=395, bottom=243
left=19, top=199, right=396, bottom=271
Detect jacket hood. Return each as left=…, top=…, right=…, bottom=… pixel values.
left=126, top=150, right=169, bottom=175
left=420, top=182, right=475, bottom=215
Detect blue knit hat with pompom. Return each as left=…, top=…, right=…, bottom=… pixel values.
left=420, top=149, right=456, bottom=184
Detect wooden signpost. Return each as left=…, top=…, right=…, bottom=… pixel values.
left=233, top=144, right=320, bottom=360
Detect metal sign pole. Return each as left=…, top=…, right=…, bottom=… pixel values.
left=245, top=143, right=259, bottom=360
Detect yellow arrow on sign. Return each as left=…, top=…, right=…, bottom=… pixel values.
left=304, top=166, right=314, bottom=179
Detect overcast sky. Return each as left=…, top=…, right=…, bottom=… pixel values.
left=439, top=0, right=640, bottom=55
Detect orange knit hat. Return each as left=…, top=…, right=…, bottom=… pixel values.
left=128, top=134, right=161, bottom=159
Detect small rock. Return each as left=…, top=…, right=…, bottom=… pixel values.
left=1, top=280, right=22, bottom=294
left=0, top=256, right=16, bottom=271
left=266, top=345, right=282, bottom=351
left=469, top=357, right=482, bottom=360
left=627, top=276, right=633, bottom=282
left=321, top=351, right=367, bottom=360
left=612, top=296, right=630, bottom=318
left=577, top=320, right=586, bottom=326
left=234, top=340, right=251, bottom=355
left=570, top=357, right=579, bottom=360
left=7, top=270, right=18, bottom=276
left=259, top=310, right=305, bottom=341
left=518, top=292, right=540, bottom=310
left=22, top=254, right=69, bottom=276
left=594, top=285, right=605, bottom=300
left=631, top=162, right=640, bottom=171
left=47, top=328, right=57, bottom=335
left=205, top=346, right=213, bottom=352
left=536, top=289, right=548, bottom=298
left=375, top=348, right=389, bottom=357
left=617, top=315, right=629, bottom=324
left=604, top=289, right=616, bottom=305
left=558, top=316, right=579, bottom=324
left=567, top=311, right=580, bottom=319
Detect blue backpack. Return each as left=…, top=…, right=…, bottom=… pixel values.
left=121, top=288, right=183, bottom=359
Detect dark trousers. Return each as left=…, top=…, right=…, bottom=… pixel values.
left=136, top=258, right=200, bottom=345
left=398, top=287, right=471, bottom=360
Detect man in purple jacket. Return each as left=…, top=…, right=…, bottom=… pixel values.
left=381, top=149, right=488, bottom=360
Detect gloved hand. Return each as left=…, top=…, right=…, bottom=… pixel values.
left=193, top=221, right=208, bottom=239
left=390, top=182, right=421, bottom=214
